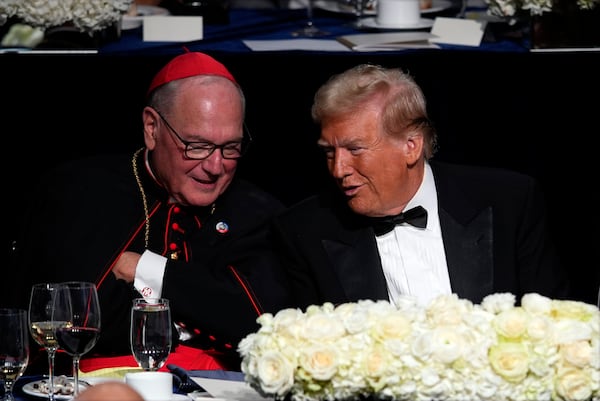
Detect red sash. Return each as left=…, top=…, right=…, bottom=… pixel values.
left=79, top=344, right=227, bottom=372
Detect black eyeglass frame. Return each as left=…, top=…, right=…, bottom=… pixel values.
left=152, top=107, right=252, bottom=160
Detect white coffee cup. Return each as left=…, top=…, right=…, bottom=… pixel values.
left=125, top=371, right=173, bottom=401
left=376, top=0, right=421, bottom=27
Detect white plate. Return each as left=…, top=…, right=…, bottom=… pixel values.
left=315, top=0, right=452, bottom=15
left=358, top=17, right=434, bottom=30
left=22, top=379, right=88, bottom=400
left=121, top=5, right=170, bottom=30
left=22, top=378, right=190, bottom=400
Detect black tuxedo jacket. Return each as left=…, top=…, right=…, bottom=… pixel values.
left=272, top=160, right=569, bottom=310
left=9, top=151, right=292, bottom=368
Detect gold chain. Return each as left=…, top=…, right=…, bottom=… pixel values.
left=132, top=147, right=150, bottom=248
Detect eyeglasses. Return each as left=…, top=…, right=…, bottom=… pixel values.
left=153, top=108, right=251, bottom=160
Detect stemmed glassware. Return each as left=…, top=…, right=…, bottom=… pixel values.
left=341, top=0, right=373, bottom=27
left=352, top=0, right=368, bottom=27
left=292, top=0, right=328, bottom=37
left=52, top=282, right=101, bottom=398
left=0, top=308, right=29, bottom=401
left=28, top=283, right=64, bottom=401
left=130, top=298, right=172, bottom=371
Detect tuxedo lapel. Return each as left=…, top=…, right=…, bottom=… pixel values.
left=430, top=161, right=496, bottom=303
left=322, top=229, right=388, bottom=301
left=439, top=203, right=494, bottom=303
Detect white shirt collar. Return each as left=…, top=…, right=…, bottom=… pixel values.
left=405, top=161, right=439, bottom=231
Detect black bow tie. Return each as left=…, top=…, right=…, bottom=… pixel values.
left=368, top=206, right=428, bottom=236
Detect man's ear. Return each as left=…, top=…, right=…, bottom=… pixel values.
left=142, top=107, right=158, bottom=149
left=405, top=133, right=424, bottom=164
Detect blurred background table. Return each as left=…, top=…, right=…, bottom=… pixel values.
left=102, top=6, right=532, bottom=54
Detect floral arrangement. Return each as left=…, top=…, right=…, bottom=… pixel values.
left=238, top=293, right=600, bottom=401
left=0, top=0, right=133, bottom=34
left=484, top=0, right=599, bottom=18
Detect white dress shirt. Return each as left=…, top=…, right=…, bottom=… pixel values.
left=376, top=162, right=452, bottom=307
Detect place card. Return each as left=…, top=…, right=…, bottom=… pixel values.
left=429, top=17, right=487, bottom=47
left=143, top=16, right=203, bottom=42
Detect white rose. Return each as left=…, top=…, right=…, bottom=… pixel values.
left=527, top=315, right=552, bottom=341
left=255, top=350, right=295, bottom=397
left=489, top=342, right=530, bottom=383
left=363, top=344, right=390, bottom=378
left=561, top=340, right=593, bottom=368
left=494, top=308, right=529, bottom=339
left=555, top=367, right=594, bottom=401
left=256, top=312, right=274, bottom=328
left=430, top=326, right=465, bottom=364
left=372, top=311, right=412, bottom=342
left=272, top=308, right=302, bottom=328
left=411, top=331, right=433, bottom=361
left=302, top=309, right=346, bottom=341
left=555, top=320, right=594, bottom=344
left=299, top=343, right=339, bottom=381
left=427, top=294, right=471, bottom=326
left=521, top=293, right=552, bottom=315
left=481, top=293, right=516, bottom=314
left=238, top=332, right=258, bottom=357
left=335, top=302, right=371, bottom=334
left=272, top=308, right=305, bottom=339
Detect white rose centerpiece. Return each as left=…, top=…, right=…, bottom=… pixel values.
left=0, top=0, right=133, bottom=35
left=239, top=293, right=600, bottom=401
left=484, top=0, right=598, bottom=18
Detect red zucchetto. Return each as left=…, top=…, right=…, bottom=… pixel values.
left=147, top=48, right=236, bottom=95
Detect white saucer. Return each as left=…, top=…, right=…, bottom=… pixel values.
left=359, top=17, right=435, bottom=30
left=315, top=0, right=452, bottom=15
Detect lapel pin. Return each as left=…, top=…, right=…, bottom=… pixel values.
left=215, top=221, right=229, bottom=234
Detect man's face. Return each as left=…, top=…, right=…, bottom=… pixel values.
left=146, top=77, right=244, bottom=207
left=318, top=103, right=416, bottom=217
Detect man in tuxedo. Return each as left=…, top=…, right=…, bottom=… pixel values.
left=272, top=63, right=569, bottom=310
left=9, top=51, right=292, bottom=372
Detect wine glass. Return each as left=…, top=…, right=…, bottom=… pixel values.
left=0, top=308, right=29, bottom=401
left=352, top=0, right=368, bottom=27
left=130, top=298, right=172, bottom=371
left=292, top=0, right=328, bottom=37
left=28, top=283, right=65, bottom=401
left=52, top=282, right=101, bottom=398
left=341, top=0, right=373, bottom=27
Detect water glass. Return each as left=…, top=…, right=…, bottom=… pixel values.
left=130, top=298, right=172, bottom=371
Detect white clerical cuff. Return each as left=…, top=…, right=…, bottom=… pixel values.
left=134, top=250, right=167, bottom=299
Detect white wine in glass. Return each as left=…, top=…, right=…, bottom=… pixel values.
left=28, top=283, right=66, bottom=401
left=0, top=308, right=29, bottom=401
left=53, top=282, right=101, bottom=398
left=130, top=298, right=172, bottom=371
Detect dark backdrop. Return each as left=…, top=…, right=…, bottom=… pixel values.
left=3, top=50, right=599, bottom=304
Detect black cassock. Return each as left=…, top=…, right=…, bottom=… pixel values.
left=9, top=149, right=292, bottom=370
